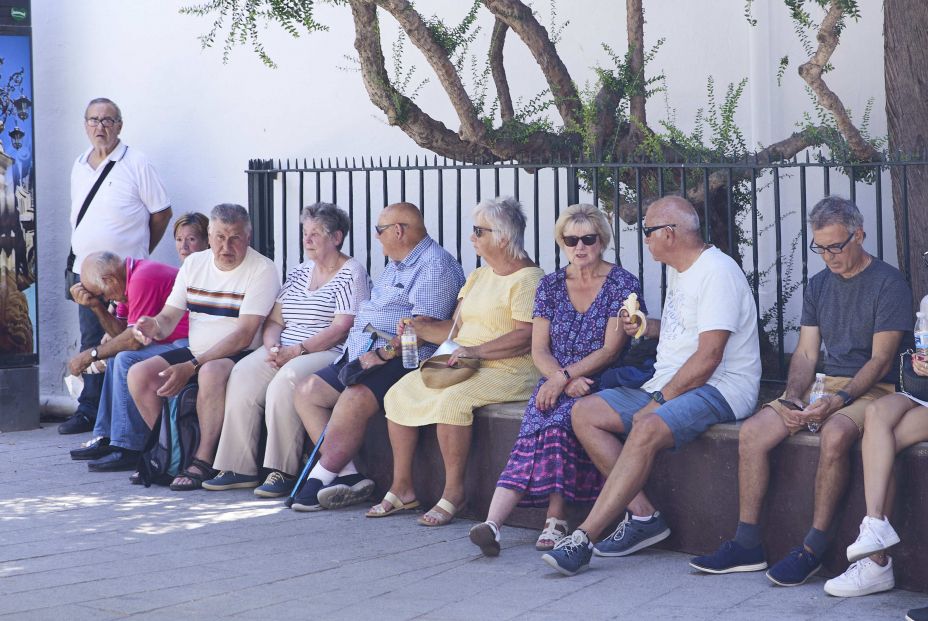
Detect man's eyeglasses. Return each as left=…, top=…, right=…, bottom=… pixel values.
left=374, top=222, right=408, bottom=235
left=563, top=233, right=599, bottom=247
left=809, top=231, right=855, bottom=255
left=642, top=223, right=677, bottom=238
left=85, top=116, right=121, bottom=128
left=472, top=225, right=496, bottom=238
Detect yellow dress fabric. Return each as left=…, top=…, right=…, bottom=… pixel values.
left=384, top=265, right=544, bottom=427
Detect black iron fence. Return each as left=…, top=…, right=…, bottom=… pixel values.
left=246, top=156, right=921, bottom=381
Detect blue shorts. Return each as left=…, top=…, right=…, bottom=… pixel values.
left=595, top=384, right=736, bottom=449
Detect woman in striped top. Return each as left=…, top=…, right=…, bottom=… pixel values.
left=204, top=203, right=371, bottom=494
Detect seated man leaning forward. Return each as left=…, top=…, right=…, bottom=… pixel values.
left=128, top=203, right=280, bottom=491
left=691, top=195, right=912, bottom=586
left=542, top=195, right=761, bottom=576
left=68, top=251, right=191, bottom=471
left=287, top=201, right=465, bottom=512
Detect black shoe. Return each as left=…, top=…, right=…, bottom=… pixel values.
left=58, top=412, right=95, bottom=435
left=88, top=449, right=140, bottom=472
left=291, top=478, right=325, bottom=512
left=70, top=437, right=111, bottom=461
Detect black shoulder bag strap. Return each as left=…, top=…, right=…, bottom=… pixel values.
left=66, top=158, right=118, bottom=272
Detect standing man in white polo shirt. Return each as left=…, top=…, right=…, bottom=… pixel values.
left=61, top=97, right=172, bottom=435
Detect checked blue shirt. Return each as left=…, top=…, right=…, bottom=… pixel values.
left=345, top=236, right=465, bottom=361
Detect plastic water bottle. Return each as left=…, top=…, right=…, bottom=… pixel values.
left=920, top=294, right=928, bottom=318
left=401, top=318, right=419, bottom=369
left=807, top=372, right=827, bottom=433
left=915, top=312, right=928, bottom=359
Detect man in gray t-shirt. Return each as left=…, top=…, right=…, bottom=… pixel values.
left=691, top=196, right=912, bottom=591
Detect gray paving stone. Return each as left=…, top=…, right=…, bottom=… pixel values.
left=0, top=424, right=923, bottom=620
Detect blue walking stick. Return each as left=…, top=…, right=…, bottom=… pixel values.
left=284, top=331, right=379, bottom=507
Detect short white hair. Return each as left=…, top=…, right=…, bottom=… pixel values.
left=473, top=196, right=528, bottom=260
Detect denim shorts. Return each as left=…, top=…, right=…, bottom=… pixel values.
left=596, top=384, right=736, bottom=449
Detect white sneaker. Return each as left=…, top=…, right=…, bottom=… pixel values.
left=847, top=516, right=901, bottom=562
left=824, top=557, right=895, bottom=597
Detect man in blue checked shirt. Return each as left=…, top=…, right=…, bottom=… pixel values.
left=276, top=202, right=465, bottom=511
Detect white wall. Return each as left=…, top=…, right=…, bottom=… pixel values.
left=32, top=0, right=888, bottom=398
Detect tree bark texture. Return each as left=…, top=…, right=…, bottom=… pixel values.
left=885, top=0, right=928, bottom=305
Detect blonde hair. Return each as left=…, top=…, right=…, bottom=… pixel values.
left=554, top=204, right=612, bottom=250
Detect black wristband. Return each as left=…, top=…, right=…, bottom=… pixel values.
left=835, top=389, right=854, bottom=407
left=560, top=368, right=571, bottom=380
left=374, top=347, right=388, bottom=362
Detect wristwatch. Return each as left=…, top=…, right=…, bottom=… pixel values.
left=190, top=357, right=201, bottom=372
left=383, top=343, right=397, bottom=359
left=650, top=390, right=666, bottom=405
left=835, top=389, right=854, bottom=407
left=90, top=348, right=99, bottom=361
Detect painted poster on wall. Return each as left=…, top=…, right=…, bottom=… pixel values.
left=0, top=32, right=35, bottom=367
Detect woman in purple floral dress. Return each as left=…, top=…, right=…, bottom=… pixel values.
left=469, top=204, right=645, bottom=556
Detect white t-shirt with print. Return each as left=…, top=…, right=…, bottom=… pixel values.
left=642, top=246, right=760, bottom=419
left=165, top=247, right=280, bottom=357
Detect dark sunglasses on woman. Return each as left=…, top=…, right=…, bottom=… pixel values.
left=563, top=234, right=599, bottom=247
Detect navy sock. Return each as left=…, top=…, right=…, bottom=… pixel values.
left=803, top=528, right=828, bottom=559
left=734, top=521, right=762, bottom=549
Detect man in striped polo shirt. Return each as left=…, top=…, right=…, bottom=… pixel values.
left=129, top=203, right=280, bottom=491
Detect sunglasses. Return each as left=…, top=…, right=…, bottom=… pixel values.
left=472, top=225, right=496, bottom=238
left=641, top=223, right=677, bottom=238
left=563, top=233, right=599, bottom=247
left=374, top=222, right=408, bottom=235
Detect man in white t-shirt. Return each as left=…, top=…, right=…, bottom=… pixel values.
left=542, top=196, right=760, bottom=576
left=61, top=97, right=172, bottom=435
left=129, top=204, right=280, bottom=491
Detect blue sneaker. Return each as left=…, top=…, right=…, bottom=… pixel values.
left=766, top=545, right=822, bottom=586
left=291, top=478, right=325, bottom=512
left=593, top=511, right=671, bottom=557
left=542, top=530, right=593, bottom=576
left=254, top=471, right=296, bottom=498
left=202, top=471, right=260, bottom=491
left=690, top=540, right=768, bottom=574
left=317, top=473, right=376, bottom=509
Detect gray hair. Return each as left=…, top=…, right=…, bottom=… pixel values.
left=209, top=203, right=252, bottom=234
left=809, top=195, right=864, bottom=234
left=554, top=204, right=612, bottom=250
left=301, top=202, right=351, bottom=250
left=85, top=97, right=122, bottom=121
left=473, top=196, right=528, bottom=260
left=81, top=251, right=123, bottom=291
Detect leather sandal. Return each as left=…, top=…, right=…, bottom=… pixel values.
left=535, top=517, right=569, bottom=551
left=417, top=498, right=462, bottom=527
left=366, top=491, right=420, bottom=517
left=169, top=458, right=216, bottom=491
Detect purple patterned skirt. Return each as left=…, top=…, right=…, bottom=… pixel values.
left=496, top=426, right=605, bottom=508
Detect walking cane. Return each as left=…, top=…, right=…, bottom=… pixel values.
left=284, top=330, right=380, bottom=507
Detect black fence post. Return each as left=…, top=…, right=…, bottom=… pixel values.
left=247, top=158, right=276, bottom=260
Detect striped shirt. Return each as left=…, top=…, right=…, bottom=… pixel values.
left=278, top=257, right=372, bottom=354
left=166, top=247, right=280, bottom=357
left=345, top=235, right=465, bottom=360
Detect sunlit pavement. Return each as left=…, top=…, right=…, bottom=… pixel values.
left=0, top=423, right=923, bottom=620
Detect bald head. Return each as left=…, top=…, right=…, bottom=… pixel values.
left=80, top=251, right=124, bottom=292
left=385, top=202, right=426, bottom=239
left=649, top=196, right=701, bottom=238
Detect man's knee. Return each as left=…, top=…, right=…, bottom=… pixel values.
left=625, top=412, right=672, bottom=452
left=739, top=408, right=783, bottom=457
left=198, top=359, right=234, bottom=395
left=296, top=374, right=337, bottom=409
left=819, top=418, right=858, bottom=462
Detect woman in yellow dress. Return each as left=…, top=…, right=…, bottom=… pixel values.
left=367, top=197, right=544, bottom=526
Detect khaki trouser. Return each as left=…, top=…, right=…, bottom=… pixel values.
left=213, top=345, right=340, bottom=476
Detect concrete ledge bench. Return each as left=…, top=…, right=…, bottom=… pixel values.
left=358, top=396, right=928, bottom=593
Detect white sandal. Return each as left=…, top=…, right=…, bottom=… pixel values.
left=536, top=517, right=568, bottom=551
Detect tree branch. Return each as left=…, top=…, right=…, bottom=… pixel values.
left=797, top=1, right=880, bottom=161
left=348, top=0, right=493, bottom=161
left=482, top=0, right=582, bottom=129
left=626, top=0, right=647, bottom=131
left=489, top=18, right=515, bottom=122
left=375, top=0, right=487, bottom=143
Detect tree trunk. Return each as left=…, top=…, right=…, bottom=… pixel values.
left=885, top=0, right=928, bottom=307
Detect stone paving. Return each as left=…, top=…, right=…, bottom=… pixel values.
left=1, top=423, right=923, bottom=620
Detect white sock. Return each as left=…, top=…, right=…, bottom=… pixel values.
left=632, top=512, right=656, bottom=522
left=337, top=461, right=358, bottom=477
left=308, top=462, right=338, bottom=486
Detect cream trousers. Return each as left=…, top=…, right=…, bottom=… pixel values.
left=213, top=345, right=339, bottom=476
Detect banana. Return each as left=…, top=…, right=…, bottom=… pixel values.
left=620, top=292, right=648, bottom=338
